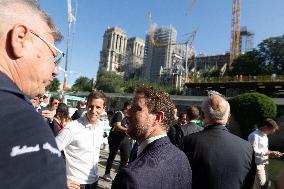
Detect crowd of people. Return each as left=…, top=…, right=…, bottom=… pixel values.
left=1, top=1, right=284, bottom=189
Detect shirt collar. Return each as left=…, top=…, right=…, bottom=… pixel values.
left=137, top=134, right=167, bottom=156
left=0, top=71, right=31, bottom=105
left=256, top=129, right=267, bottom=136
left=81, top=114, right=103, bottom=129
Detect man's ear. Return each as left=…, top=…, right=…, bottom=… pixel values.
left=155, top=111, right=164, bottom=124
left=10, top=24, right=29, bottom=58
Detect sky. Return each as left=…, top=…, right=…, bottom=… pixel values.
left=39, top=0, right=284, bottom=86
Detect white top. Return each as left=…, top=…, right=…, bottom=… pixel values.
left=137, top=134, right=167, bottom=157
left=248, top=129, right=269, bottom=164
left=56, top=115, right=104, bottom=184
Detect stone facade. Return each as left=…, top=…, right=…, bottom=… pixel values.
left=99, top=27, right=127, bottom=72
left=123, top=37, right=145, bottom=79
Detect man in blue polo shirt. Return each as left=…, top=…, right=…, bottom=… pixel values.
left=0, top=0, right=66, bottom=188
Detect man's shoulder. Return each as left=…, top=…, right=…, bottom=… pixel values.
left=0, top=92, right=67, bottom=188
left=137, top=137, right=188, bottom=164
left=248, top=130, right=260, bottom=139
left=65, top=116, right=86, bottom=128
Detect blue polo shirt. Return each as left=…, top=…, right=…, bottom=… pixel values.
left=0, top=72, right=67, bottom=188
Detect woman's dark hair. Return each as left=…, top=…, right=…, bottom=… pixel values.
left=55, top=103, right=70, bottom=122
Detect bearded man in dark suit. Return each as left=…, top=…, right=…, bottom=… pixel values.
left=112, top=87, right=192, bottom=189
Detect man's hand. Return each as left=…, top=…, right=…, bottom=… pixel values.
left=67, top=179, right=80, bottom=189
left=41, top=110, right=55, bottom=121
left=269, top=151, right=283, bottom=158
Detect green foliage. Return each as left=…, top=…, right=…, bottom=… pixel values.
left=229, top=50, right=265, bottom=76
left=95, top=70, right=124, bottom=93
left=230, top=35, right=284, bottom=76
left=209, top=69, right=221, bottom=77
left=258, top=35, right=284, bottom=74
left=228, top=93, right=277, bottom=138
left=71, top=76, right=92, bottom=92
left=123, top=79, right=179, bottom=94
left=123, top=80, right=152, bottom=93
left=200, top=69, right=220, bottom=78
left=46, top=78, right=60, bottom=92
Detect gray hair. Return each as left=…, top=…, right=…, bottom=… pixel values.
left=0, top=0, right=62, bottom=41
left=202, top=90, right=230, bottom=124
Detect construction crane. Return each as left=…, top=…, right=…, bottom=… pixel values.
left=185, top=0, right=197, bottom=16
left=229, top=0, right=241, bottom=68
left=181, top=29, right=198, bottom=80
left=169, top=29, right=198, bottom=80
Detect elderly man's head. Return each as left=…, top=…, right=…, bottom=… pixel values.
left=201, top=91, right=230, bottom=126
left=0, top=0, right=63, bottom=98
left=126, top=87, right=175, bottom=143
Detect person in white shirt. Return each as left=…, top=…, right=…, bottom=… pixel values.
left=56, top=91, right=107, bottom=189
left=248, top=118, right=283, bottom=189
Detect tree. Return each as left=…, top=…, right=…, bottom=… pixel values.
left=229, top=35, right=284, bottom=76
left=71, top=76, right=93, bottom=92
left=228, top=93, right=277, bottom=139
left=229, top=50, right=264, bottom=76
left=258, top=35, right=284, bottom=74
left=95, top=70, right=124, bottom=93
left=46, top=78, right=60, bottom=92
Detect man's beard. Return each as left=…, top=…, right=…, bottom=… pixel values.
left=127, top=123, right=148, bottom=142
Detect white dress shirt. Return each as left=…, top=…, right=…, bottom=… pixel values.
left=137, top=134, right=167, bottom=157
left=56, top=115, right=104, bottom=184
left=248, top=129, right=269, bottom=164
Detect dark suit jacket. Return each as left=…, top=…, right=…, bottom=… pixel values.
left=181, top=122, right=204, bottom=137
left=112, top=136, right=192, bottom=189
left=183, top=125, right=256, bottom=189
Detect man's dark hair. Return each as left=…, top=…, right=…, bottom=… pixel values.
left=76, top=100, right=85, bottom=108
left=186, top=106, right=200, bottom=121
left=258, top=118, right=279, bottom=130
left=122, top=101, right=131, bottom=111
left=87, top=90, right=107, bottom=107
left=135, top=87, right=175, bottom=130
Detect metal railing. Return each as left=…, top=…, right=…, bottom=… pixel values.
left=186, top=75, right=284, bottom=83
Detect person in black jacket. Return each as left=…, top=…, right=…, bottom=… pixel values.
left=181, top=106, right=204, bottom=136
left=71, top=100, right=86, bottom=120
left=183, top=91, right=256, bottom=189
left=0, top=1, right=66, bottom=188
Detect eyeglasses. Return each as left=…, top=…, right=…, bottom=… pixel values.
left=30, top=30, right=64, bottom=65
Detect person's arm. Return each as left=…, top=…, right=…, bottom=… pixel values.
left=67, top=179, right=80, bottom=189
left=113, top=112, right=127, bottom=133
left=71, top=110, right=79, bottom=120
left=248, top=134, right=282, bottom=158
left=113, top=121, right=127, bottom=133
left=55, top=124, right=73, bottom=151
left=248, top=134, right=266, bottom=156
left=267, top=150, right=283, bottom=158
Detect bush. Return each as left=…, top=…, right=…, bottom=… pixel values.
left=228, top=93, right=277, bottom=138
